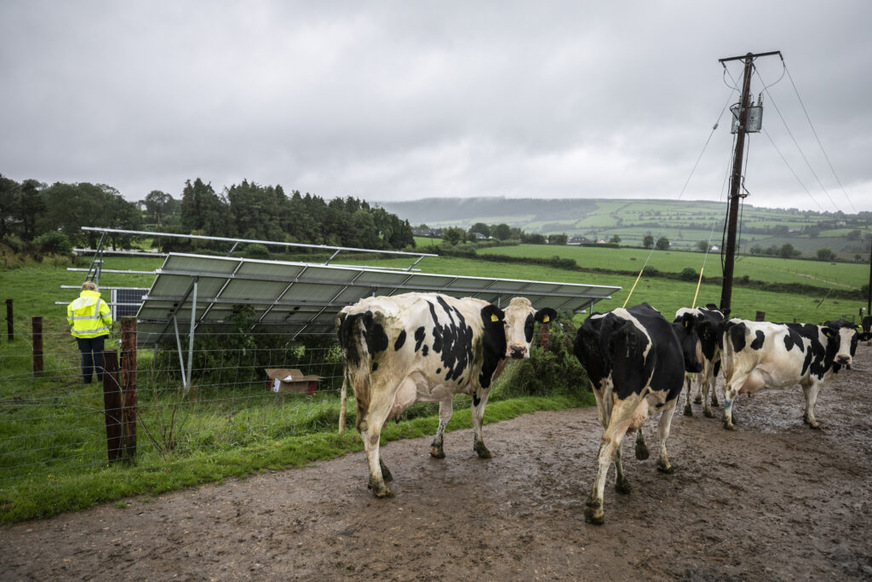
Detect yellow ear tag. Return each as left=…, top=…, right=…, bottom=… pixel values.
left=491, top=314, right=499, bottom=322
left=543, top=315, right=550, bottom=323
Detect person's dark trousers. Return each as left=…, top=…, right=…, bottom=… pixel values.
left=76, top=336, right=106, bottom=383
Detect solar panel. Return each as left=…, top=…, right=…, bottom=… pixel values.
left=135, top=252, right=620, bottom=347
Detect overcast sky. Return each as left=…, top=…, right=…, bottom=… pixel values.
left=2, top=1, right=870, bottom=214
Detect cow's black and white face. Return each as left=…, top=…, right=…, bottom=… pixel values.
left=672, top=311, right=704, bottom=374
left=823, top=320, right=872, bottom=370
left=501, top=298, right=557, bottom=359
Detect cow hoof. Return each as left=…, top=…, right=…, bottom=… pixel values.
left=711, top=398, right=720, bottom=407
left=429, top=446, right=446, bottom=459
left=723, top=421, right=736, bottom=431
left=694, top=395, right=702, bottom=405
left=474, top=442, right=493, bottom=459
left=656, top=462, right=674, bottom=474
left=615, top=477, right=631, bottom=495
left=584, top=508, right=605, bottom=525
left=368, top=481, right=393, bottom=498
left=704, top=409, right=714, bottom=418
left=683, top=405, right=693, bottom=417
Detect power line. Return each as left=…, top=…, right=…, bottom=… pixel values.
left=783, top=62, right=858, bottom=213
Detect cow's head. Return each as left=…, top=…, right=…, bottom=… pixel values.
left=823, top=319, right=872, bottom=371
left=502, top=297, right=558, bottom=359
left=675, top=306, right=726, bottom=363
left=672, top=310, right=704, bottom=374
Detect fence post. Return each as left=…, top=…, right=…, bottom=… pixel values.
left=5, top=299, right=12, bottom=341
left=121, top=317, right=137, bottom=459
left=32, top=316, right=43, bottom=375
left=102, top=349, right=123, bottom=462
left=539, top=321, right=551, bottom=352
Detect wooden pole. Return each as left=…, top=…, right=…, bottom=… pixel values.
left=6, top=299, right=13, bottom=341
left=719, top=54, right=754, bottom=315
left=102, top=350, right=123, bottom=462
left=121, top=317, right=138, bottom=459
left=31, top=316, right=43, bottom=375
left=717, top=50, right=781, bottom=315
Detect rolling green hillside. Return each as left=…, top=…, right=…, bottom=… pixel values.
left=381, top=197, right=872, bottom=261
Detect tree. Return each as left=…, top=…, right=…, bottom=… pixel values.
left=469, top=222, right=491, bottom=238
left=226, top=180, right=285, bottom=241
left=0, top=174, right=21, bottom=239
left=442, top=227, right=466, bottom=245
left=697, top=240, right=709, bottom=252
left=548, top=233, right=568, bottom=245
left=180, top=178, right=231, bottom=238
left=655, top=236, right=670, bottom=250
left=492, top=223, right=513, bottom=241
left=144, top=190, right=173, bottom=225
left=779, top=243, right=800, bottom=259
left=643, top=234, right=654, bottom=249
left=609, top=234, right=621, bottom=244
left=816, top=248, right=836, bottom=262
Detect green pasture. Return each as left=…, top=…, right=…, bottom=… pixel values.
left=474, top=244, right=868, bottom=293
left=0, top=255, right=589, bottom=523
left=1, top=247, right=867, bottom=523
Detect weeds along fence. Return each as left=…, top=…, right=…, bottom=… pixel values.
left=0, top=319, right=348, bottom=486
left=1, top=307, right=585, bottom=490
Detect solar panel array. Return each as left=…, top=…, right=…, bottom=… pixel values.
left=135, top=253, right=620, bottom=346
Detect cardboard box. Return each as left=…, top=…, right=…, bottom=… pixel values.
left=265, top=368, right=322, bottom=395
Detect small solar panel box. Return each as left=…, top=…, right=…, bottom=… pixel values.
left=265, top=368, right=321, bottom=394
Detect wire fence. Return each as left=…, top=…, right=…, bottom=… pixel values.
left=0, top=322, right=347, bottom=486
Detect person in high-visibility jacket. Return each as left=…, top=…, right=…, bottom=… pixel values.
left=67, top=281, right=114, bottom=383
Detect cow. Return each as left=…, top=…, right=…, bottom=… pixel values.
left=674, top=305, right=727, bottom=418
left=720, top=318, right=872, bottom=430
left=574, top=302, right=702, bottom=525
left=862, top=315, right=872, bottom=346
left=336, top=292, right=556, bottom=497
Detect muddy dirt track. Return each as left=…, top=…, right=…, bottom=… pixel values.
left=3, top=348, right=872, bottom=581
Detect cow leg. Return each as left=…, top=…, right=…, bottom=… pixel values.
left=801, top=382, right=822, bottom=429
left=654, top=398, right=678, bottom=473
left=722, top=374, right=747, bottom=430
left=586, top=397, right=639, bottom=525
left=683, top=374, right=694, bottom=416
left=471, top=388, right=493, bottom=459
left=702, top=373, right=715, bottom=418
left=614, top=444, right=631, bottom=494
left=430, top=399, right=453, bottom=459
left=708, top=375, right=720, bottom=408
left=358, top=392, right=395, bottom=498
left=634, top=429, right=650, bottom=460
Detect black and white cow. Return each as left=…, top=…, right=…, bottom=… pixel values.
left=336, top=292, right=556, bottom=497
left=574, top=302, right=702, bottom=525
left=862, top=315, right=872, bottom=345
left=674, top=305, right=727, bottom=418
left=721, top=318, right=871, bottom=430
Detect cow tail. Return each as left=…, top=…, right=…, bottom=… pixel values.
left=338, top=312, right=373, bottom=433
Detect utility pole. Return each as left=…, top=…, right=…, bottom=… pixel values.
left=718, top=50, right=781, bottom=315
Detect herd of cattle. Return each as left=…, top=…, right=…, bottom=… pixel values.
left=336, top=292, right=871, bottom=524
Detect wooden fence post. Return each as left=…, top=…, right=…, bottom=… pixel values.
left=102, top=350, right=123, bottom=462
left=5, top=299, right=12, bottom=341
left=121, top=317, right=137, bottom=459
left=32, top=316, right=43, bottom=375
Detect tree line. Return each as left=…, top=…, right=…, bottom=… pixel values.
left=0, top=174, right=415, bottom=254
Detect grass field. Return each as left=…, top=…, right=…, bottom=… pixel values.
left=1, top=245, right=867, bottom=523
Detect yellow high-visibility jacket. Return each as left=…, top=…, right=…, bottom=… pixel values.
left=67, top=290, right=113, bottom=339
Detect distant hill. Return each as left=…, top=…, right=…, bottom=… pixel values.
left=377, top=197, right=872, bottom=260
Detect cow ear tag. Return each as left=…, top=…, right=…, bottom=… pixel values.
left=543, top=315, right=550, bottom=323
left=491, top=314, right=500, bottom=322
